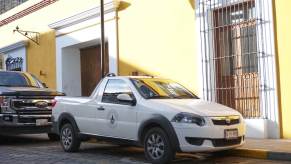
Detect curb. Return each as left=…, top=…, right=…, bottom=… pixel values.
left=224, top=148, right=291, bottom=161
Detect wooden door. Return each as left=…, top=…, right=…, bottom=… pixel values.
left=80, top=45, right=108, bottom=96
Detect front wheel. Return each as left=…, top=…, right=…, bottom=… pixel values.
left=60, top=123, right=81, bottom=152
left=144, top=127, right=175, bottom=164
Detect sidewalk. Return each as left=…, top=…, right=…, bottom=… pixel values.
left=226, top=139, right=291, bottom=161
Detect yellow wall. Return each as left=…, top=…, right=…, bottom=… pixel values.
left=118, top=0, right=198, bottom=93
left=0, top=0, right=101, bottom=89
left=273, top=0, right=291, bottom=138
left=27, top=31, right=56, bottom=89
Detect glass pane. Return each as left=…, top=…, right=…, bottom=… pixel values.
left=102, top=79, right=133, bottom=105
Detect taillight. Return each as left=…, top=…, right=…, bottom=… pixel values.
left=0, top=96, right=10, bottom=113
left=0, top=96, right=8, bottom=106
left=51, top=99, right=57, bottom=108
left=0, top=96, right=4, bottom=105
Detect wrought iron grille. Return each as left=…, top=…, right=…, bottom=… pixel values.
left=5, top=56, right=23, bottom=71
left=197, top=0, right=278, bottom=119
left=0, top=0, right=27, bottom=15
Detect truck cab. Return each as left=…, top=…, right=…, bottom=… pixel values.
left=53, top=74, right=245, bottom=164
left=0, top=71, right=64, bottom=140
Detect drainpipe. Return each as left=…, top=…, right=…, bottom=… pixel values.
left=100, top=0, right=105, bottom=78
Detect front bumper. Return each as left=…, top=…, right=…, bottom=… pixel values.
left=173, top=121, right=246, bottom=152
left=0, top=114, right=52, bottom=134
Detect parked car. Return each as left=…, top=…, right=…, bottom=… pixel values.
left=52, top=74, right=246, bottom=164
left=0, top=71, right=64, bottom=140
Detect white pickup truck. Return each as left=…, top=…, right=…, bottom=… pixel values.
left=52, top=74, right=246, bottom=164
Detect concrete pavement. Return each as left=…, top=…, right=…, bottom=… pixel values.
left=0, top=134, right=290, bottom=164
left=226, top=139, right=291, bottom=161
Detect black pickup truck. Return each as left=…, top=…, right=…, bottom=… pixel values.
left=0, top=71, right=64, bottom=140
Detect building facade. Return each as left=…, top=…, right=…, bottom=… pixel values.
left=0, top=0, right=290, bottom=139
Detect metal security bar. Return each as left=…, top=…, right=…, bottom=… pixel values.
left=0, top=0, right=27, bottom=15
left=197, top=0, right=278, bottom=119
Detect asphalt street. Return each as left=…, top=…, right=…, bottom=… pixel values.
left=0, top=134, right=289, bottom=164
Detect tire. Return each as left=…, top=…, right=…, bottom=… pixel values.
left=144, top=127, right=175, bottom=164
left=47, top=133, right=60, bottom=141
left=60, top=123, right=81, bottom=152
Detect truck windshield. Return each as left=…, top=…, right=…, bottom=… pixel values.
left=0, top=72, right=44, bottom=88
left=131, top=78, right=199, bottom=99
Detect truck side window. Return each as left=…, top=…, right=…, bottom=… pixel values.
left=102, top=79, right=134, bottom=105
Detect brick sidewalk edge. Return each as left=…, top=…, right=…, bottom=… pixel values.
left=224, top=148, right=291, bottom=161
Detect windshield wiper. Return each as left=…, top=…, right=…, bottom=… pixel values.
left=172, top=95, right=196, bottom=99
left=148, top=95, right=172, bottom=99
left=11, top=85, right=39, bottom=88
left=0, top=85, right=13, bottom=87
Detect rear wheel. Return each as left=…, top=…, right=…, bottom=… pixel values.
left=60, top=123, right=81, bottom=152
left=144, top=127, right=175, bottom=164
left=47, top=133, right=59, bottom=141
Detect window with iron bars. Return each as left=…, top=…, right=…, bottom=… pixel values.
left=0, top=0, right=27, bottom=15
left=197, top=0, right=278, bottom=119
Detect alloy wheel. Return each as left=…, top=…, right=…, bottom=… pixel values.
left=146, top=133, right=165, bottom=160
left=61, top=127, right=73, bottom=150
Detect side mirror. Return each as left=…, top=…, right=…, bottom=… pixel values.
left=117, top=94, right=136, bottom=106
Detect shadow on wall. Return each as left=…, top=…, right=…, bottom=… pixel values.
left=119, top=59, right=157, bottom=77
left=118, top=1, right=131, bottom=11
left=118, top=57, right=199, bottom=94
left=188, top=0, right=195, bottom=10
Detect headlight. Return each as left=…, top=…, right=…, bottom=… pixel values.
left=0, top=96, right=14, bottom=114
left=172, top=113, right=205, bottom=126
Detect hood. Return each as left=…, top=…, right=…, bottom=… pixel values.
left=0, top=87, right=65, bottom=96
left=149, top=99, right=240, bottom=117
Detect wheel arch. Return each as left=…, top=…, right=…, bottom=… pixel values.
left=138, top=114, right=181, bottom=151
left=56, top=113, right=80, bottom=135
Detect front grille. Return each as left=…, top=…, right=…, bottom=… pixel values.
left=212, top=137, right=242, bottom=147
left=13, top=101, right=53, bottom=109
left=18, top=117, right=52, bottom=124
left=16, top=109, right=52, bottom=115
left=16, top=96, right=55, bottom=99
left=185, top=137, right=243, bottom=147
left=212, top=119, right=240, bottom=126
left=11, top=98, right=54, bottom=115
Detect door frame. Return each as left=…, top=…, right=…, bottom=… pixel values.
left=50, top=2, right=119, bottom=95
left=195, top=0, right=280, bottom=138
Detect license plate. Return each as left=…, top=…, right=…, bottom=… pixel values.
left=225, top=129, right=238, bottom=139
left=36, top=119, right=48, bottom=126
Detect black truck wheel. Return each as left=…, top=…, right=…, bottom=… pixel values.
left=60, top=123, right=81, bottom=152
left=144, top=127, right=175, bottom=164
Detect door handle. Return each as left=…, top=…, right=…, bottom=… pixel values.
left=97, top=106, right=105, bottom=111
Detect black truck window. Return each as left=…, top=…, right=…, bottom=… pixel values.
left=0, top=72, right=42, bottom=88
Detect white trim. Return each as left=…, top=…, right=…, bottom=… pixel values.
left=51, top=1, right=119, bottom=95
left=48, top=0, right=119, bottom=30
left=255, top=0, right=280, bottom=138
left=0, top=41, right=27, bottom=72
left=0, top=41, right=27, bottom=54
left=195, top=0, right=280, bottom=138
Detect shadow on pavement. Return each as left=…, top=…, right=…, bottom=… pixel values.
left=0, top=134, right=53, bottom=146
left=0, top=134, right=215, bottom=163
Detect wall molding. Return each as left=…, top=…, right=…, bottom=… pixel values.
left=48, top=0, right=119, bottom=30
left=0, top=0, right=58, bottom=27
left=0, top=41, right=28, bottom=54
